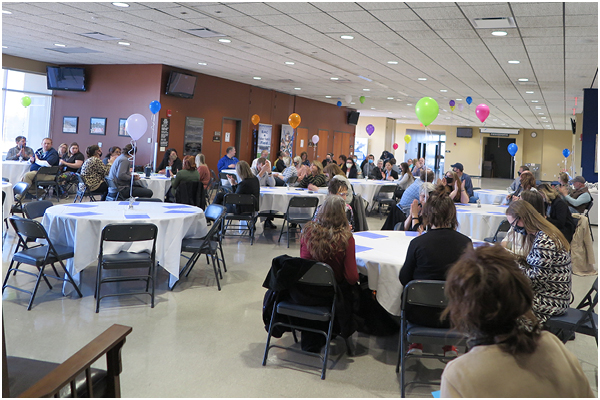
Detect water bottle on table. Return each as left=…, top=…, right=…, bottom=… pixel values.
left=166, top=166, right=171, bottom=178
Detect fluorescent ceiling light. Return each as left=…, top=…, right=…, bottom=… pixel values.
left=350, top=102, right=355, bottom=104
left=2, top=10, right=12, bottom=14
left=418, top=78, right=427, bottom=81
left=325, top=96, right=332, bottom=98
left=456, top=98, right=462, bottom=101
left=198, top=62, right=207, bottom=65
left=340, top=35, right=354, bottom=40
left=492, top=31, right=508, bottom=36
left=406, top=104, right=412, bottom=106
left=535, top=106, right=542, bottom=109
left=508, top=60, right=520, bottom=64
left=387, top=61, right=398, bottom=64
left=531, top=100, right=539, bottom=103
left=387, top=97, right=394, bottom=100
left=218, top=39, right=231, bottom=43
left=54, top=43, right=66, bottom=47
left=538, top=113, right=544, bottom=115
left=285, top=61, right=294, bottom=65
left=518, top=78, right=529, bottom=82
left=1, top=46, right=7, bottom=49
left=363, top=89, right=370, bottom=91
left=526, top=91, right=534, bottom=94
left=330, top=77, right=338, bottom=80
left=371, top=108, right=376, bottom=110
left=294, top=87, right=301, bottom=90
left=253, top=77, right=261, bottom=80
left=118, top=41, right=130, bottom=46
left=440, top=89, right=447, bottom=92
left=112, top=2, right=129, bottom=7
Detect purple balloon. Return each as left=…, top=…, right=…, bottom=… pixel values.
left=449, top=100, right=455, bottom=107
left=366, top=124, right=374, bottom=135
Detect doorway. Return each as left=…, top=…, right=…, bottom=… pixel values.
left=484, top=137, right=516, bottom=179
left=221, top=118, right=241, bottom=158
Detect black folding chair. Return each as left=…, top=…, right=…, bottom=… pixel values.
left=175, top=204, right=227, bottom=291
left=222, top=193, right=258, bottom=245
left=3, top=216, right=82, bottom=310
left=95, top=223, right=158, bottom=312
left=73, top=173, right=105, bottom=203
left=105, top=177, right=124, bottom=201
left=205, top=203, right=228, bottom=274
left=546, top=278, right=598, bottom=345
left=372, top=185, right=398, bottom=219
left=484, top=219, right=511, bottom=243
left=397, top=280, right=468, bottom=397
left=136, top=197, right=163, bottom=202
left=262, top=261, right=340, bottom=380
left=277, top=196, right=320, bottom=248
left=33, top=166, right=60, bottom=202
left=582, top=200, right=594, bottom=241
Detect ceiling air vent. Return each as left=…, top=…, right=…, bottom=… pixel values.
left=181, top=28, right=226, bottom=38
left=46, top=47, right=102, bottom=54
left=471, top=17, right=516, bottom=29
left=79, top=32, right=121, bottom=41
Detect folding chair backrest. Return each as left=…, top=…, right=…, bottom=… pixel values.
left=287, top=196, right=319, bottom=209
left=23, top=200, right=53, bottom=220
left=378, top=185, right=397, bottom=194
left=584, top=200, right=594, bottom=215
left=9, top=216, right=49, bottom=241
left=203, top=207, right=227, bottom=240
left=101, top=223, right=158, bottom=242
left=13, top=182, right=30, bottom=197
left=205, top=203, right=226, bottom=222
left=136, top=198, right=163, bottom=202
left=75, top=173, right=86, bottom=186
left=298, top=262, right=336, bottom=287
left=36, top=166, right=59, bottom=177
left=403, top=280, right=448, bottom=309
left=493, top=219, right=511, bottom=241
left=224, top=193, right=257, bottom=209
left=105, top=177, right=118, bottom=190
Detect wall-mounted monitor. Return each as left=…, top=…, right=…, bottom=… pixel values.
left=456, top=127, right=473, bottom=138
left=46, top=66, right=86, bottom=91
left=165, top=71, right=197, bottom=99
left=347, top=111, right=360, bottom=125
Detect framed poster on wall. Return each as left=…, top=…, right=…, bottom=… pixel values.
left=184, top=117, right=204, bottom=156
left=257, top=123, right=272, bottom=158
left=280, top=124, right=294, bottom=157
left=159, top=118, right=170, bottom=147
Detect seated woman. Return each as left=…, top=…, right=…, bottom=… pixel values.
left=505, top=200, right=571, bottom=325
left=441, top=170, right=469, bottom=204
left=310, top=163, right=354, bottom=204
left=58, top=142, right=85, bottom=198
left=298, top=161, right=327, bottom=188
left=80, top=145, right=110, bottom=200
left=338, top=154, right=348, bottom=174
left=300, top=195, right=359, bottom=352
left=313, top=179, right=354, bottom=231
left=403, top=182, right=436, bottom=232
left=399, top=191, right=473, bottom=356
left=156, top=148, right=182, bottom=175
left=212, top=160, right=259, bottom=214
left=57, top=142, right=68, bottom=161
left=170, top=155, right=200, bottom=199
left=344, top=158, right=358, bottom=179
left=295, top=157, right=311, bottom=183
left=102, top=146, right=121, bottom=165
left=397, top=162, right=414, bottom=191
left=383, top=161, right=398, bottom=181
left=441, top=245, right=593, bottom=398
left=520, top=189, right=545, bottom=216
left=195, top=153, right=211, bottom=189
left=300, top=151, right=311, bottom=167
left=510, top=170, right=536, bottom=202
left=272, top=156, right=297, bottom=186
left=537, top=183, right=576, bottom=242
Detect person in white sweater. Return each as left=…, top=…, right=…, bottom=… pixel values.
left=397, top=162, right=415, bottom=190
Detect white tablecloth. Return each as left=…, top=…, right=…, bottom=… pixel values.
left=2, top=161, right=31, bottom=184
left=348, top=179, right=396, bottom=208
left=455, top=203, right=508, bottom=240
left=42, top=202, right=208, bottom=287
left=590, top=190, right=598, bottom=225
left=354, top=230, right=485, bottom=316
left=2, top=182, right=13, bottom=221
left=259, top=186, right=326, bottom=212
left=474, top=189, right=508, bottom=205
left=137, top=174, right=172, bottom=200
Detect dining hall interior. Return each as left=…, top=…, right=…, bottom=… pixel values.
left=1, top=1, right=598, bottom=397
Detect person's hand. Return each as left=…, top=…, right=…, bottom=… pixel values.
left=439, top=177, right=446, bottom=186
left=307, top=183, right=318, bottom=191
left=228, top=163, right=236, bottom=168
left=134, top=175, right=140, bottom=181
left=512, top=195, right=520, bottom=202
left=260, top=163, right=270, bottom=175
left=557, top=186, right=568, bottom=196
left=29, top=155, right=35, bottom=163
left=453, top=180, right=459, bottom=191
left=410, top=199, right=420, bottom=217
left=227, top=174, right=237, bottom=185
left=59, top=159, right=65, bottom=166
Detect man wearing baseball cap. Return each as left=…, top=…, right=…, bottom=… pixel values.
left=451, top=162, right=478, bottom=203
left=558, top=176, right=591, bottom=213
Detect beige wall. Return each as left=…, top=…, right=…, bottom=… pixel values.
left=2, top=55, right=53, bottom=74
left=355, top=117, right=389, bottom=160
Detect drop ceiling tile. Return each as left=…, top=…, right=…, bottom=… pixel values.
left=520, top=28, right=563, bottom=37
left=565, top=2, right=598, bottom=15
left=227, top=2, right=280, bottom=16
left=565, top=27, right=598, bottom=37
left=413, top=6, right=465, bottom=20
left=189, top=4, right=245, bottom=18
left=510, top=2, right=563, bottom=16
left=516, top=15, right=563, bottom=28
left=458, top=4, right=512, bottom=19
left=252, top=13, right=300, bottom=26
left=312, top=3, right=364, bottom=12
left=565, top=15, right=597, bottom=27
left=365, top=8, right=420, bottom=22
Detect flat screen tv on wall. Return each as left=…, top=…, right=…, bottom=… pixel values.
left=165, top=71, right=197, bottom=99
left=456, top=127, right=473, bottom=138
left=347, top=111, right=360, bottom=125
left=46, top=66, right=86, bottom=91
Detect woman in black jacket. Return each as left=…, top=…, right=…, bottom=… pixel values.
left=156, top=148, right=183, bottom=175
left=213, top=160, right=259, bottom=214
left=537, top=184, right=576, bottom=242
left=345, top=158, right=358, bottom=179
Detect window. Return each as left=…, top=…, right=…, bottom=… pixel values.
left=1, top=69, right=52, bottom=157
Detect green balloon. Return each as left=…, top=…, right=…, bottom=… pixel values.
left=21, top=96, right=31, bottom=107
left=359, top=96, right=366, bottom=104
left=415, top=97, right=439, bottom=127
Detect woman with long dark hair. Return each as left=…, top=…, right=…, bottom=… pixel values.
left=398, top=162, right=414, bottom=190
left=156, top=148, right=182, bottom=174
left=344, top=157, right=358, bottom=178
left=102, top=146, right=121, bottom=165
left=441, top=245, right=593, bottom=397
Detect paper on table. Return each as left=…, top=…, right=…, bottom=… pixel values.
left=354, top=245, right=373, bottom=253
left=165, top=210, right=196, bottom=214
left=64, top=204, right=97, bottom=208
left=404, top=231, right=418, bottom=236
left=67, top=211, right=102, bottom=217
left=35, top=159, right=51, bottom=167
left=118, top=201, right=140, bottom=205
left=354, top=232, right=388, bottom=239
left=163, top=205, right=192, bottom=209
left=124, top=214, right=150, bottom=219
left=487, top=211, right=506, bottom=215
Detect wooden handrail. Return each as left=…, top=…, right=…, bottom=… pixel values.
left=19, top=324, right=132, bottom=398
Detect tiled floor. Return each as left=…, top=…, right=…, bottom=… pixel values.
left=2, top=178, right=597, bottom=397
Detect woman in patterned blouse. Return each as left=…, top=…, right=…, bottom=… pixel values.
left=80, top=145, right=110, bottom=200
left=505, top=200, right=571, bottom=325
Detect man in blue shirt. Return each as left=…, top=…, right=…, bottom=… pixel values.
left=398, top=168, right=434, bottom=215
left=217, top=146, right=239, bottom=172
left=19, top=137, right=60, bottom=199
left=451, top=162, right=478, bottom=203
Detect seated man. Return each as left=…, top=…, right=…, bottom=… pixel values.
left=558, top=176, right=592, bottom=213
left=251, top=157, right=275, bottom=187
left=217, top=146, right=239, bottom=172
left=362, top=154, right=376, bottom=178
left=451, top=162, right=478, bottom=203
left=107, top=144, right=153, bottom=199
left=6, top=136, right=34, bottom=161
left=272, top=156, right=297, bottom=186
left=369, top=159, right=386, bottom=180
left=251, top=149, right=269, bottom=170
left=298, top=161, right=327, bottom=188
left=18, top=137, right=60, bottom=199
left=509, top=165, right=530, bottom=193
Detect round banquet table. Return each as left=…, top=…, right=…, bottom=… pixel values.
left=2, top=160, right=31, bottom=184
left=353, top=230, right=485, bottom=316
left=2, top=182, right=13, bottom=221
left=455, top=203, right=508, bottom=240
left=348, top=179, right=396, bottom=209
left=259, top=186, right=326, bottom=212
left=474, top=189, right=509, bottom=205
left=589, top=189, right=597, bottom=225
left=136, top=173, right=172, bottom=200
left=41, top=201, right=208, bottom=288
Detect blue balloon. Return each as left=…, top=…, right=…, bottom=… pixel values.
left=149, top=100, right=161, bottom=114
left=336, top=101, right=342, bottom=107
left=507, top=143, right=518, bottom=157
left=562, top=148, right=570, bottom=158
left=466, top=96, right=473, bottom=105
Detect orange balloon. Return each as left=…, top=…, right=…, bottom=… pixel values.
left=251, top=114, right=260, bottom=125
left=288, top=113, right=301, bottom=129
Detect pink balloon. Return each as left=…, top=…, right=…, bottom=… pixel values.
left=312, top=134, right=319, bottom=144
left=393, top=143, right=399, bottom=150
left=475, top=103, right=490, bottom=123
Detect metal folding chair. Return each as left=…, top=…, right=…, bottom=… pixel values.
left=277, top=196, right=320, bottom=248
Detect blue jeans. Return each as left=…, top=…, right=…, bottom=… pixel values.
left=469, top=194, right=479, bottom=203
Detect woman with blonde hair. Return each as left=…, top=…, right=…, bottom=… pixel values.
left=505, top=200, right=571, bottom=325
left=195, top=153, right=210, bottom=189
left=312, top=162, right=353, bottom=204
left=537, top=183, right=576, bottom=242
left=298, top=160, right=327, bottom=188
left=212, top=160, right=259, bottom=214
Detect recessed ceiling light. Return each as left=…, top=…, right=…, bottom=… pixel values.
left=284, top=61, right=295, bottom=65
left=112, top=2, right=129, bottom=7
left=535, top=106, right=542, bottom=109
left=531, top=100, right=539, bottom=103
left=118, top=41, right=130, bottom=46
left=325, top=96, right=332, bottom=98
left=387, top=97, right=394, bottom=100
left=456, top=98, right=462, bottom=101
left=198, top=62, right=207, bottom=65
left=218, top=39, right=231, bottom=43
left=294, top=87, right=301, bottom=90
left=371, top=107, right=376, bottom=110
left=54, top=43, right=66, bottom=47
left=330, top=77, right=338, bottom=81
left=508, top=60, right=520, bottom=64
left=2, top=10, right=12, bottom=14
left=518, top=78, right=529, bottom=82
left=418, top=78, right=427, bottom=81
left=363, top=89, right=370, bottom=91
left=350, top=102, right=355, bottom=105
left=340, top=35, right=354, bottom=40
left=538, top=113, right=544, bottom=115
left=440, top=89, right=447, bottom=92
left=387, top=61, right=398, bottom=64
left=492, top=31, right=508, bottom=36
left=253, top=77, right=261, bottom=80
left=406, top=104, right=412, bottom=106
left=526, top=91, right=534, bottom=94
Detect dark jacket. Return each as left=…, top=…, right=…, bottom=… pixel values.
left=30, top=147, right=60, bottom=171
left=369, top=167, right=385, bottom=180
left=547, top=197, right=576, bottom=242
left=231, top=176, right=260, bottom=213
left=156, top=157, right=182, bottom=174
left=346, top=165, right=358, bottom=179
left=175, top=180, right=205, bottom=210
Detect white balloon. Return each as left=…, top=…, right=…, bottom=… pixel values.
left=126, top=113, right=148, bottom=141
left=345, top=95, right=352, bottom=104
left=312, top=134, right=320, bottom=144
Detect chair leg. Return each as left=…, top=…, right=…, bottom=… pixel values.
left=27, top=265, right=47, bottom=311
left=262, top=300, right=279, bottom=366
left=588, top=216, right=594, bottom=241
left=218, top=241, right=227, bottom=272
left=95, top=261, right=102, bottom=312
left=210, top=255, right=221, bottom=291
left=277, top=220, right=286, bottom=243
left=150, top=262, right=156, bottom=308
left=58, top=260, right=82, bottom=298
left=321, top=316, right=335, bottom=380
left=286, top=221, right=290, bottom=248
left=2, top=261, right=17, bottom=292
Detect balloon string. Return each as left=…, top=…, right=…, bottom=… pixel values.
left=150, top=114, right=157, bottom=165
left=129, top=139, right=136, bottom=200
